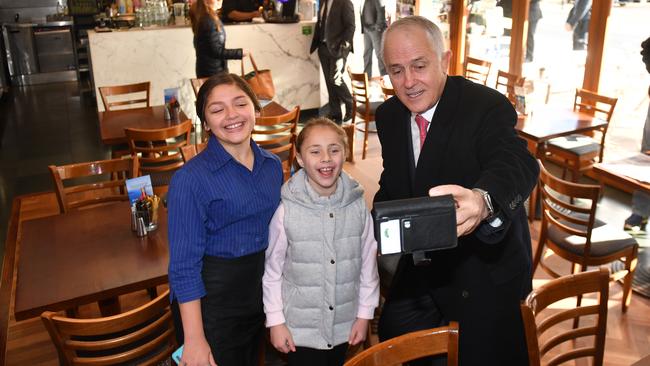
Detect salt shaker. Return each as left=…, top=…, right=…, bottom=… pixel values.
left=131, top=206, right=137, bottom=231
left=136, top=217, right=148, bottom=237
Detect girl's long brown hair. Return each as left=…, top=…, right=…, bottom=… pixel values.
left=190, top=0, right=221, bottom=34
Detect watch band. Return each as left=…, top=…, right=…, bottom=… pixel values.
left=472, top=188, right=495, bottom=220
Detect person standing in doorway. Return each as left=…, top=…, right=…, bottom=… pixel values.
left=361, top=0, right=387, bottom=78
left=624, top=36, right=650, bottom=232
left=565, top=0, right=591, bottom=51
left=525, top=0, right=542, bottom=62
left=310, top=0, right=355, bottom=124
left=497, top=0, right=542, bottom=62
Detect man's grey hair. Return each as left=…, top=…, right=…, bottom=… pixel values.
left=381, top=16, right=447, bottom=62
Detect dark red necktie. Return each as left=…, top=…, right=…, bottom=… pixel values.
left=415, top=114, right=429, bottom=148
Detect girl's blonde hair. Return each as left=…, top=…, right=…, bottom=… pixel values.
left=296, top=118, right=349, bottom=155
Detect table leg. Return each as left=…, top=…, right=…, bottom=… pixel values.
left=98, top=296, right=121, bottom=317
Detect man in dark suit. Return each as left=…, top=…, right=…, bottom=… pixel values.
left=498, top=0, right=542, bottom=62
left=361, top=0, right=387, bottom=77
left=374, top=16, right=538, bottom=365
left=565, top=0, right=591, bottom=51
left=310, top=0, right=355, bottom=124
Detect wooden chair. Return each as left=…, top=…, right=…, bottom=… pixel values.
left=49, top=157, right=139, bottom=214
left=41, top=289, right=177, bottom=366
left=534, top=160, right=638, bottom=312
left=253, top=106, right=300, bottom=181
left=180, top=142, right=208, bottom=163
left=379, top=76, right=395, bottom=100
left=521, top=268, right=609, bottom=366
left=125, top=119, right=192, bottom=195
left=344, top=322, right=459, bottom=366
left=348, top=67, right=383, bottom=160
left=545, top=88, right=618, bottom=182
left=191, top=77, right=207, bottom=98
left=98, top=81, right=150, bottom=111
left=463, top=56, right=492, bottom=85
left=495, top=69, right=525, bottom=105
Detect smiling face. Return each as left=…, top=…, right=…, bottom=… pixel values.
left=383, top=24, right=451, bottom=114
left=203, top=83, right=258, bottom=151
left=296, top=124, right=346, bottom=197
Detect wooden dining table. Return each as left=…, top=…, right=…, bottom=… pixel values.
left=13, top=201, right=169, bottom=321
left=98, top=105, right=190, bottom=146
left=516, top=107, right=608, bottom=158
left=592, top=156, right=650, bottom=299
left=515, top=107, right=609, bottom=220
left=98, top=102, right=289, bottom=147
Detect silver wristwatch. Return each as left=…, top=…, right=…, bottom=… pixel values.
left=472, top=188, right=495, bottom=221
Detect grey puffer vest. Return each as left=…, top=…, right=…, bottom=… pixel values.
left=281, top=169, right=367, bottom=349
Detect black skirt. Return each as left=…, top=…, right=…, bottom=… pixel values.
left=172, top=251, right=265, bottom=366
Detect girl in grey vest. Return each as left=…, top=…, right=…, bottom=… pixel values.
left=263, top=118, right=380, bottom=365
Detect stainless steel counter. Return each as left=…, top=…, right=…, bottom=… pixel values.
left=2, top=20, right=77, bottom=86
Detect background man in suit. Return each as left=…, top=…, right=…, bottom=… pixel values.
left=498, top=0, right=543, bottom=62
left=310, top=0, right=355, bottom=124
left=374, top=16, right=538, bottom=365
left=361, top=0, right=387, bottom=78
left=565, top=0, right=591, bottom=51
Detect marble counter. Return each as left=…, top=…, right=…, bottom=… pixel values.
left=88, top=21, right=320, bottom=121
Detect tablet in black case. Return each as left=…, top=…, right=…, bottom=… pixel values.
left=372, top=195, right=458, bottom=256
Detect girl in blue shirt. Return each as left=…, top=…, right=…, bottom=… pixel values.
left=167, top=73, right=283, bottom=366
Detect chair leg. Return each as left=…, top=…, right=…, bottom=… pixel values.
left=532, top=231, right=546, bottom=275
left=362, top=120, right=369, bottom=160
left=147, top=287, right=158, bottom=300
left=344, top=123, right=355, bottom=163
left=572, top=262, right=586, bottom=328
left=621, top=247, right=639, bottom=313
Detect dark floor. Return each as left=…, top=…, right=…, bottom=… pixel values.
left=0, top=81, right=110, bottom=251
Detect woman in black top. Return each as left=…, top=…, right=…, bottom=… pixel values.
left=190, top=0, right=246, bottom=78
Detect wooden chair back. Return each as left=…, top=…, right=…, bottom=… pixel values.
left=495, top=70, right=525, bottom=104
left=41, top=289, right=177, bottom=366
left=253, top=106, right=300, bottom=181
left=191, top=77, right=208, bottom=98
left=180, top=142, right=208, bottom=163
left=344, top=322, right=459, bottom=366
left=463, top=56, right=492, bottom=85
left=99, top=82, right=150, bottom=111
left=49, top=156, right=139, bottom=214
left=573, top=88, right=618, bottom=158
left=535, top=160, right=638, bottom=312
left=125, top=119, right=192, bottom=192
left=521, top=268, right=609, bottom=366
left=347, top=67, right=377, bottom=160
left=538, top=160, right=600, bottom=264
left=379, top=77, right=394, bottom=100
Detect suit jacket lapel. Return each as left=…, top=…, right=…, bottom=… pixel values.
left=414, top=77, right=459, bottom=195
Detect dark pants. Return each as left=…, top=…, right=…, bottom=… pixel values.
left=573, top=16, right=590, bottom=50
left=287, top=343, right=348, bottom=366
left=318, top=43, right=353, bottom=122
left=363, top=29, right=386, bottom=78
left=526, top=15, right=541, bottom=61
left=378, top=254, right=530, bottom=366
left=171, top=251, right=266, bottom=366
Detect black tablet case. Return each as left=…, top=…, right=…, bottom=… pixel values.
left=372, top=195, right=457, bottom=255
